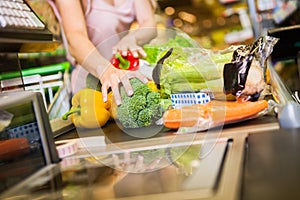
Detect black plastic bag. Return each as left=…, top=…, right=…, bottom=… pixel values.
left=223, top=36, right=278, bottom=101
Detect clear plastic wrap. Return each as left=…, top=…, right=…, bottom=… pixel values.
left=152, top=34, right=279, bottom=135
left=152, top=46, right=233, bottom=100
left=223, top=36, right=279, bottom=101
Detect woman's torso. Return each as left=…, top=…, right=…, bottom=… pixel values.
left=49, top=0, right=136, bottom=59
left=84, top=0, right=136, bottom=58
left=48, top=0, right=137, bottom=93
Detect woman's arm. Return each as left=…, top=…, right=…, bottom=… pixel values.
left=55, top=0, right=110, bottom=78
left=54, top=0, right=149, bottom=105
left=134, top=0, right=157, bottom=45
left=113, top=0, right=157, bottom=57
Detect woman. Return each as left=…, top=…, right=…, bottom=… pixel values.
left=47, top=0, right=157, bottom=105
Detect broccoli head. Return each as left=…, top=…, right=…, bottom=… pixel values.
left=116, top=78, right=162, bottom=128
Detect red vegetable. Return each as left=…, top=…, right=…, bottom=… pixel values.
left=111, top=51, right=139, bottom=70
left=0, top=138, right=30, bottom=161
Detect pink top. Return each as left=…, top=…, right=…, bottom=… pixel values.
left=85, top=0, right=136, bottom=58
left=86, top=0, right=135, bottom=48
left=47, top=0, right=137, bottom=92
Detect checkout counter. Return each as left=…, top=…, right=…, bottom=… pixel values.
left=1, top=2, right=300, bottom=199
left=6, top=109, right=300, bottom=200
left=0, top=61, right=299, bottom=199
left=0, top=106, right=281, bottom=200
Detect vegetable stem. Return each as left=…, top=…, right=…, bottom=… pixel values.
left=62, top=107, right=81, bottom=120
left=115, top=52, right=130, bottom=69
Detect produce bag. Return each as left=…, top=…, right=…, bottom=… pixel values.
left=223, top=36, right=279, bottom=101
left=150, top=43, right=234, bottom=100
left=149, top=32, right=277, bottom=136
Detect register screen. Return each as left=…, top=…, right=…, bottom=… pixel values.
left=0, top=101, right=46, bottom=193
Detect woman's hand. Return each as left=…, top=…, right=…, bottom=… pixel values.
left=81, top=48, right=149, bottom=106
left=112, top=33, right=147, bottom=58
left=99, top=64, right=149, bottom=106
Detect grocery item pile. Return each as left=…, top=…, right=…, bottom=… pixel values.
left=64, top=30, right=280, bottom=133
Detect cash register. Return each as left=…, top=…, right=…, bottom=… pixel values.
left=0, top=0, right=59, bottom=52
left=0, top=91, right=60, bottom=193
left=0, top=0, right=60, bottom=195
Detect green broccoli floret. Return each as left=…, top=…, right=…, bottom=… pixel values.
left=130, top=78, right=150, bottom=96
left=117, top=78, right=162, bottom=128
left=137, top=108, right=152, bottom=127
left=137, top=104, right=161, bottom=127
left=146, top=92, right=160, bottom=106
left=117, top=95, right=147, bottom=128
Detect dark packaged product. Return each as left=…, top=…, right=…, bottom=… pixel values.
left=223, top=36, right=278, bottom=101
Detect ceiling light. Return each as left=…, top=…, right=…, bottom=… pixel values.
left=173, top=18, right=183, bottom=27
left=165, top=6, right=175, bottom=16
left=178, top=11, right=197, bottom=24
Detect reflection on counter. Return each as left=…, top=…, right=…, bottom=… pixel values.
left=1, top=139, right=229, bottom=199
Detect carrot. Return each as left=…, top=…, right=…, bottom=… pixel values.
left=163, top=100, right=269, bottom=130
left=162, top=104, right=210, bottom=129
left=0, top=138, right=30, bottom=161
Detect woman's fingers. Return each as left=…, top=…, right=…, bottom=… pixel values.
left=113, top=43, right=145, bottom=58
left=132, top=71, right=149, bottom=84
left=120, top=75, right=134, bottom=96
left=112, top=154, right=121, bottom=169
left=100, top=66, right=149, bottom=105
left=101, top=75, right=122, bottom=105
left=146, top=157, right=161, bottom=171
left=101, top=88, right=108, bottom=103
left=136, top=48, right=147, bottom=58
left=111, top=83, right=122, bottom=106
left=132, top=154, right=144, bottom=173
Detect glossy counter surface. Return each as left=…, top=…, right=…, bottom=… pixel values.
left=1, top=115, right=280, bottom=200
left=242, top=128, right=300, bottom=200
left=57, top=114, right=279, bottom=143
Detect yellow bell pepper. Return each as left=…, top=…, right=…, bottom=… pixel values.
left=62, top=88, right=110, bottom=128
left=147, top=80, right=160, bottom=92
left=107, top=92, right=118, bottom=120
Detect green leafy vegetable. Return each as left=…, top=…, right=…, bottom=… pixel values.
left=117, top=78, right=162, bottom=128
left=144, top=35, right=198, bottom=64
